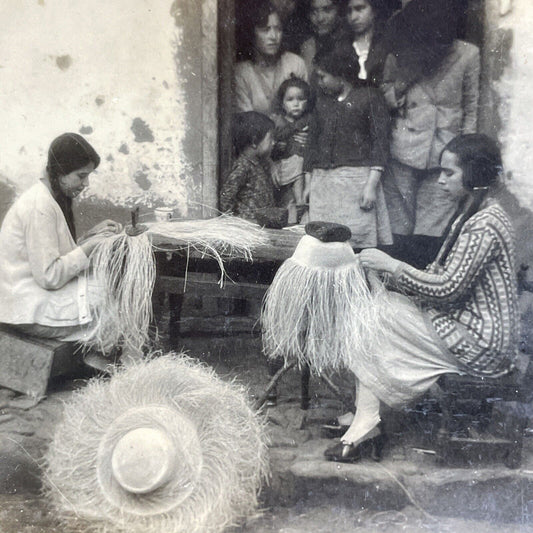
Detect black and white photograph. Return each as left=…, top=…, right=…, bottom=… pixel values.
left=0, top=0, right=532, bottom=531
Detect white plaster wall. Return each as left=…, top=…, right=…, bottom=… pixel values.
left=496, top=0, right=533, bottom=209
left=0, top=0, right=188, bottom=212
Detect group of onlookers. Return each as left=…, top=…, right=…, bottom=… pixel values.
left=220, top=0, right=480, bottom=268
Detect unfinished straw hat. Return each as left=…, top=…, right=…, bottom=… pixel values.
left=261, top=221, right=393, bottom=373
left=43, top=354, right=268, bottom=533
left=82, top=214, right=268, bottom=357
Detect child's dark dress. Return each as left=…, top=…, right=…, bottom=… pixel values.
left=219, top=153, right=275, bottom=223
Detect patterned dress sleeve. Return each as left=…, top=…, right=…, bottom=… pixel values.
left=219, top=160, right=249, bottom=214
left=394, top=216, right=501, bottom=304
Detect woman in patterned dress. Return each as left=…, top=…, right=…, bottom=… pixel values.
left=326, top=134, right=519, bottom=462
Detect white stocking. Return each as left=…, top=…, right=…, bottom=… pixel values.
left=341, top=379, right=381, bottom=446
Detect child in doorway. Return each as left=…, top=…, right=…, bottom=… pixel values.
left=220, top=111, right=276, bottom=223
left=305, top=44, right=392, bottom=249
left=271, top=76, right=314, bottom=223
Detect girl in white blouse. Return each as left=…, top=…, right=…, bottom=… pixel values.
left=0, top=133, right=122, bottom=341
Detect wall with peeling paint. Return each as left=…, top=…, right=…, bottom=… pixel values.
left=478, top=0, right=533, bottom=265
left=491, top=0, right=533, bottom=207
left=2, top=0, right=533, bottom=259
left=0, top=0, right=197, bottom=229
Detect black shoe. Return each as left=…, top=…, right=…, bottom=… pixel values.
left=324, top=441, right=363, bottom=463
left=324, top=428, right=386, bottom=463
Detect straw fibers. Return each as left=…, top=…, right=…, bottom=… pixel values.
left=43, top=353, right=269, bottom=533
left=82, top=231, right=156, bottom=355
left=149, top=214, right=269, bottom=285
left=261, top=255, right=395, bottom=373
left=82, top=215, right=267, bottom=355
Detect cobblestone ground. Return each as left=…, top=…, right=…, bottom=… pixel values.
left=0, top=331, right=532, bottom=532
left=0, top=495, right=532, bottom=533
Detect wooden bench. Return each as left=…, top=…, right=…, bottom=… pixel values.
left=432, top=353, right=532, bottom=468
left=0, top=324, right=82, bottom=398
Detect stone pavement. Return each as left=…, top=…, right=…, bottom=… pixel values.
left=0, top=334, right=532, bottom=531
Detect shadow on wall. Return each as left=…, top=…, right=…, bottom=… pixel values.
left=0, top=181, right=17, bottom=227
left=497, top=188, right=533, bottom=268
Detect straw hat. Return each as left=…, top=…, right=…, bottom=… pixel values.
left=262, top=221, right=392, bottom=372
left=44, top=354, right=268, bottom=533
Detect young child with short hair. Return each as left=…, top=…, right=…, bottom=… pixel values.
left=220, top=111, right=276, bottom=223
left=271, top=76, right=314, bottom=222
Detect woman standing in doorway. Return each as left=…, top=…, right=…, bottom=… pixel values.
left=345, top=0, right=397, bottom=85
left=234, top=0, right=308, bottom=115
left=381, top=0, right=480, bottom=268
left=299, top=0, right=348, bottom=73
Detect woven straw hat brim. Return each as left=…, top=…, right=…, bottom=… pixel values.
left=44, top=354, right=269, bottom=533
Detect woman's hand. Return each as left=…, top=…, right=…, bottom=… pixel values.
left=293, top=126, right=308, bottom=148
left=359, top=248, right=403, bottom=275
left=79, top=233, right=111, bottom=257
left=360, top=182, right=377, bottom=211
left=79, top=219, right=122, bottom=243
left=360, top=169, right=382, bottom=211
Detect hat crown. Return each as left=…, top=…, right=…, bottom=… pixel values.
left=111, top=427, right=176, bottom=494
left=305, top=221, right=352, bottom=243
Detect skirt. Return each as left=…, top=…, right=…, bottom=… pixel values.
left=349, top=292, right=463, bottom=408
left=309, top=166, right=392, bottom=248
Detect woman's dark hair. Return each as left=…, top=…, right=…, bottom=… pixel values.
left=437, top=134, right=503, bottom=266
left=345, top=0, right=399, bottom=23
left=236, top=0, right=282, bottom=61
left=46, top=133, right=100, bottom=240
left=232, top=111, right=276, bottom=156
left=313, top=42, right=363, bottom=86
left=274, top=76, right=315, bottom=115
left=385, top=0, right=460, bottom=80
left=304, top=0, right=344, bottom=18
left=443, top=134, right=503, bottom=191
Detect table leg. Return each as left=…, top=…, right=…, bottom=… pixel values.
left=168, top=292, right=184, bottom=342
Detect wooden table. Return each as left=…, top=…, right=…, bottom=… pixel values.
left=151, top=227, right=303, bottom=337
left=151, top=226, right=308, bottom=407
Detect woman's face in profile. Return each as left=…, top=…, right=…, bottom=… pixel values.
left=58, top=162, right=95, bottom=198
left=438, top=150, right=467, bottom=200
left=254, top=13, right=283, bottom=57
left=309, top=0, right=339, bottom=37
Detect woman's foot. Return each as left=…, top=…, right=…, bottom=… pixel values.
left=324, top=426, right=386, bottom=463
left=341, top=423, right=381, bottom=448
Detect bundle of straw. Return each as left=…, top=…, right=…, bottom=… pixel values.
left=83, top=215, right=268, bottom=355
left=149, top=214, right=269, bottom=285
left=83, top=231, right=155, bottom=355
left=43, top=353, right=269, bottom=533
left=261, top=238, right=395, bottom=374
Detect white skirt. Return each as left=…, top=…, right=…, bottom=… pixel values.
left=350, top=292, right=463, bottom=408
left=309, top=166, right=392, bottom=248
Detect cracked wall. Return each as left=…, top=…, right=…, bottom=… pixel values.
left=0, top=0, right=192, bottom=224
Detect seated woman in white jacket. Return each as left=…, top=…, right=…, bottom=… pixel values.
left=0, top=133, right=122, bottom=341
